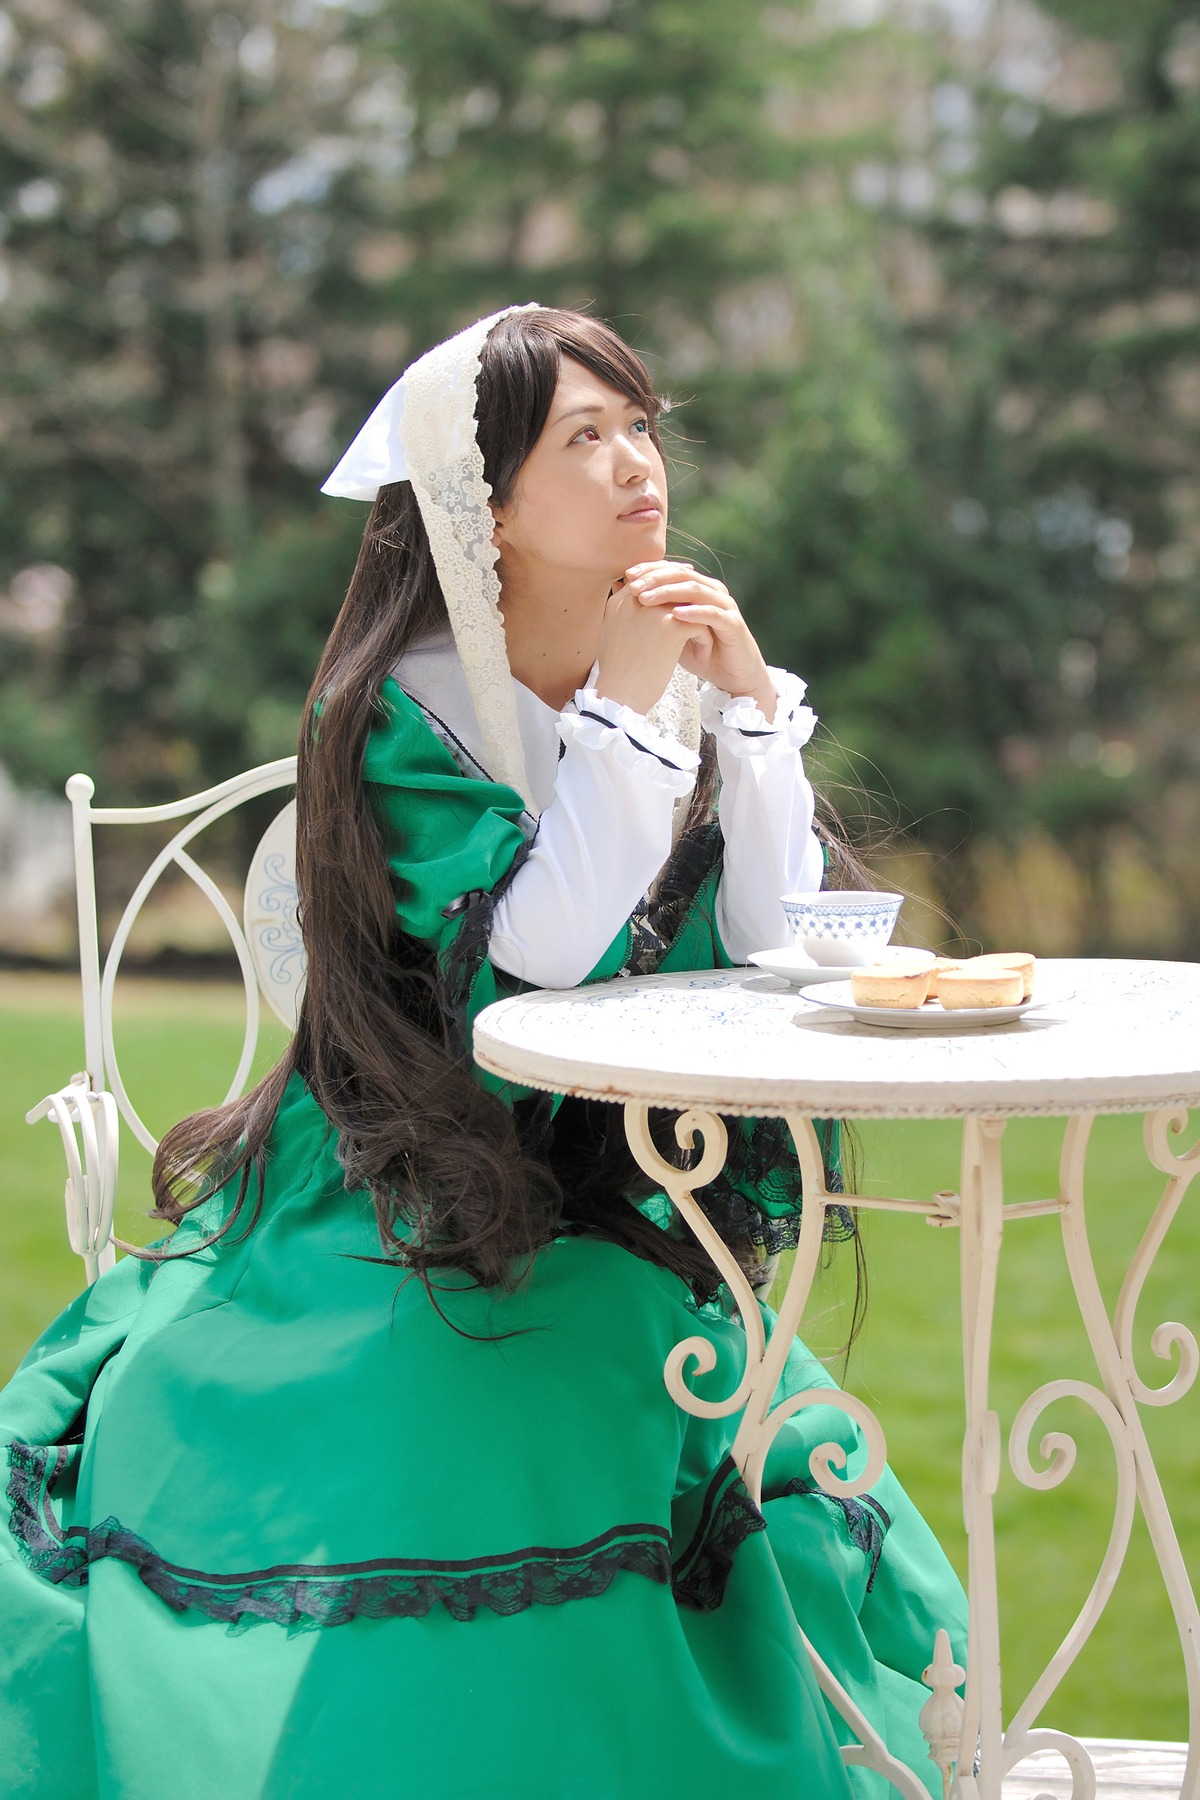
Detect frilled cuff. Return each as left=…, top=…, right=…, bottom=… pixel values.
left=561, top=688, right=700, bottom=786
left=700, top=667, right=817, bottom=758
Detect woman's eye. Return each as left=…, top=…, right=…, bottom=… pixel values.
left=569, top=418, right=649, bottom=444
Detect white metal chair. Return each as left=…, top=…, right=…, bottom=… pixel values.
left=26, top=759, right=302, bottom=1283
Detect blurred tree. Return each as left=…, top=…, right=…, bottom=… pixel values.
left=0, top=0, right=388, bottom=794
left=678, top=230, right=1065, bottom=882
left=0, top=0, right=857, bottom=793
left=2, top=0, right=1196, bottom=954
left=895, top=0, right=1200, bottom=944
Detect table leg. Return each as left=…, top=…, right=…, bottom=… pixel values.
left=955, top=1116, right=1008, bottom=1800
left=998, top=1109, right=1200, bottom=1800
left=625, top=1097, right=1200, bottom=1800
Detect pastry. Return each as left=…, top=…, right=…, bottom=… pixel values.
left=937, top=966, right=1025, bottom=1009
left=849, top=960, right=933, bottom=1008
left=960, top=952, right=1036, bottom=1000
left=925, top=957, right=963, bottom=1002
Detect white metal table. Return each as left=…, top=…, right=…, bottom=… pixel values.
left=474, top=958, right=1200, bottom=1800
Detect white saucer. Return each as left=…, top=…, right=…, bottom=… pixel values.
left=796, top=981, right=1071, bottom=1030
left=747, top=945, right=936, bottom=987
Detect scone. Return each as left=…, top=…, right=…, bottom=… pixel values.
left=937, top=966, right=1025, bottom=1009
left=926, top=957, right=963, bottom=1002
left=961, top=952, right=1036, bottom=1000
left=849, top=959, right=933, bottom=1008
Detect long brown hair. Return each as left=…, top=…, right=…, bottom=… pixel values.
left=151, top=308, right=736, bottom=1299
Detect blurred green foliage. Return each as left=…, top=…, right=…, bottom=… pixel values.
left=2, top=0, right=1199, bottom=950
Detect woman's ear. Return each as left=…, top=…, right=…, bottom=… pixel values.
left=488, top=498, right=503, bottom=548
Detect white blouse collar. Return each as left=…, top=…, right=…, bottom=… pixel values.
left=392, top=629, right=576, bottom=814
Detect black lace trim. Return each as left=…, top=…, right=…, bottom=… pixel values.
left=397, top=689, right=538, bottom=1064
left=683, top=1115, right=856, bottom=1256
left=6, top=1440, right=72, bottom=1574
left=7, top=1441, right=676, bottom=1631
left=671, top=1456, right=767, bottom=1612
left=627, top=807, right=857, bottom=1253
left=767, top=1474, right=891, bottom=1592
left=627, top=817, right=725, bottom=977
left=438, top=835, right=535, bottom=1060
left=7, top=1440, right=764, bottom=1631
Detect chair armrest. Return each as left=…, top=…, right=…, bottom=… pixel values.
left=26, top=1074, right=119, bottom=1284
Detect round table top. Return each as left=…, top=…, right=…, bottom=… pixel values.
left=472, top=958, right=1200, bottom=1119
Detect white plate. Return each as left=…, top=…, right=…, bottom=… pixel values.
left=748, top=945, right=935, bottom=987
left=796, top=981, right=1071, bottom=1030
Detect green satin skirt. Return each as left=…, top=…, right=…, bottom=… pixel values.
left=1, top=1074, right=965, bottom=1799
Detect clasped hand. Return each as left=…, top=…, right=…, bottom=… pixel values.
left=595, top=560, right=777, bottom=722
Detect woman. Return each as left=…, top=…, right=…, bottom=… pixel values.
left=0, top=305, right=965, bottom=1800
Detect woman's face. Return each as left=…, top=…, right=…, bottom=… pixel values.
left=492, top=356, right=668, bottom=585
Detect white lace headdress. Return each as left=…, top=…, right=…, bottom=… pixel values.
left=322, top=303, right=699, bottom=812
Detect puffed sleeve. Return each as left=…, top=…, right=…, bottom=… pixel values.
left=361, top=680, right=645, bottom=1103
left=487, top=687, right=698, bottom=989
left=361, top=679, right=531, bottom=953
left=702, top=668, right=825, bottom=961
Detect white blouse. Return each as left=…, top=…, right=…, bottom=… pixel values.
left=392, top=632, right=824, bottom=989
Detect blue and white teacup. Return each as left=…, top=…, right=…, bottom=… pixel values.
left=781, top=890, right=903, bottom=967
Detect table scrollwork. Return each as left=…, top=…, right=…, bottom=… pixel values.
left=996, top=1107, right=1200, bottom=1800
left=1005, top=1379, right=1136, bottom=1745
left=1115, top=1109, right=1200, bottom=1408
left=623, top=1104, right=766, bottom=1421
left=623, top=1101, right=889, bottom=1508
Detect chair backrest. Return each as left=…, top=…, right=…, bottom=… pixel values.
left=242, top=796, right=305, bottom=1032
left=66, top=758, right=302, bottom=1155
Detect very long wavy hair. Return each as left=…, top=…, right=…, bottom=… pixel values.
left=151, top=307, right=866, bottom=1307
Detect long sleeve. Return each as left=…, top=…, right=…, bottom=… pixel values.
left=704, top=667, right=825, bottom=963
left=487, top=689, right=698, bottom=989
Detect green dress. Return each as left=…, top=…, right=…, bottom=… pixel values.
left=0, top=682, right=966, bottom=1800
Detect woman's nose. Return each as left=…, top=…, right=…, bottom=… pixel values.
left=615, top=433, right=654, bottom=478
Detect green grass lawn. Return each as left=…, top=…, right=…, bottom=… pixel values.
left=2, top=972, right=1197, bottom=1740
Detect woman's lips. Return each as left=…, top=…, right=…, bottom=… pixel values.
left=618, top=504, right=662, bottom=520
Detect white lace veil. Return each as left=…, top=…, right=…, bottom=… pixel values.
left=322, top=303, right=700, bottom=813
